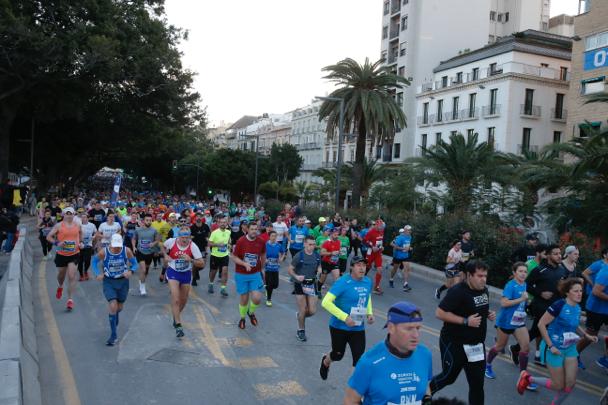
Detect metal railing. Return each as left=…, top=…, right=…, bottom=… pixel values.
left=482, top=105, right=501, bottom=117
left=460, top=107, right=479, bottom=120
left=518, top=144, right=540, bottom=154
left=297, top=142, right=322, bottom=151
left=550, top=108, right=568, bottom=122
left=520, top=104, right=541, bottom=118
left=417, top=115, right=430, bottom=126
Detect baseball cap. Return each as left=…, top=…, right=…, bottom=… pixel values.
left=399, top=228, right=405, bottom=233
left=305, top=219, right=311, bottom=224
left=383, top=301, right=423, bottom=328
left=63, top=207, right=75, bottom=215
left=110, top=234, right=123, bottom=248
left=323, top=225, right=333, bottom=232
left=351, top=256, right=366, bottom=265
left=404, top=225, right=412, bottom=230
left=563, top=245, right=577, bottom=257
left=318, top=217, right=326, bottom=222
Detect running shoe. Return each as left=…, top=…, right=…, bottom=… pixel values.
left=79, top=275, right=85, bottom=282
left=516, top=370, right=531, bottom=395
left=373, top=286, right=383, bottom=295
left=266, top=300, right=272, bottom=307
left=56, top=287, right=63, bottom=300
left=484, top=364, right=496, bottom=379
left=66, top=299, right=74, bottom=311
left=578, top=356, right=587, bottom=370
left=389, top=279, right=394, bottom=288
left=596, top=356, right=608, bottom=370
left=175, top=326, right=185, bottom=338
left=508, top=344, right=520, bottom=366
left=296, top=330, right=307, bottom=342
left=220, top=287, right=228, bottom=297
left=402, top=284, right=412, bottom=292
left=248, top=312, right=258, bottom=326
left=238, top=318, right=246, bottom=329
left=106, top=335, right=117, bottom=346
left=526, top=382, right=537, bottom=391
left=208, top=283, right=214, bottom=294
left=191, top=279, right=198, bottom=286
left=84, top=273, right=90, bottom=281
left=434, top=287, right=441, bottom=300
left=319, top=355, right=329, bottom=380
left=172, top=318, right=177, bottom=328
left=139, top=283, right=147, bottom=296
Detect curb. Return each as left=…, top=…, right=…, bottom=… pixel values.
left=0, top=227, right=42, bottom=405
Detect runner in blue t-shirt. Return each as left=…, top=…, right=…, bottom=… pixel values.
left=389, top=226, right=413, bottom=291
left=320, top=256, right=373, bottom=380
left=577, top=264, right=608, bottom=369
left=582, top=248, right=608, bottom=295
left=343, top=301, right=432, bottom=405
left=485, top=262, right=535, bottom=388
left=288, top=217, right=309, bottom=258
left=264, top=230, right=284, bottom=307
left=517, top=279, right=597, bottom=401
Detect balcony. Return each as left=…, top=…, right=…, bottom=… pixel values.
left=520, top=104, right=541, bottom=118
left=518, top=144, right=540, bottom=154
left=390, top=27, right=400, bottom=40
left=323, top=161, right=336, bottom=168
left=390, top=0, right=401, bottom=14
left=387, top=52, right=399, bottom=65
left=482, top=105, right=501, bottom=117
left=443, top=110, right=460, bottom=122
left=417, top=115, right=430, bottom=127
left=297, top=142, right=322, bottom=151
left=460, top=108, right=479, bottom=121
left=550, top=108, right=568, bottom=122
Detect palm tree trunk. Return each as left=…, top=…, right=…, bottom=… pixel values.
left=352, top=120, right=367, bottom=208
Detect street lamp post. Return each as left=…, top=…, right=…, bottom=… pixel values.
left=316, top=96, right=345, bottom=212
left=16, top=118, right=35, bottom=184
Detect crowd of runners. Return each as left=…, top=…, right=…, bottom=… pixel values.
left=24, top=190, right=608, bottom=404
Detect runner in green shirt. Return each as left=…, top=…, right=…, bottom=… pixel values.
left=311, top=217, right=328, bottom=240
left=338, top=226, right=350, bottom=275
left=315, top=227, right=330, bottom=253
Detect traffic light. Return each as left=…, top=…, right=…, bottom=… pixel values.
left=207, top=188, right=213, bottom=196
left=172, top=160, right=178, bottom=170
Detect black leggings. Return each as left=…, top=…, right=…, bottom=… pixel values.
left=265, top=271, right=279, bottom=300
left=430, top=334, right=485, bottom=405
left=329, top=326, right=366, bottom=366
left=78, top=247, right=93, bottom=277
left=39, top=236, right=52, bottom=256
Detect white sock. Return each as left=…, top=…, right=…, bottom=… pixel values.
left=535, top=350, right=540, bottom=357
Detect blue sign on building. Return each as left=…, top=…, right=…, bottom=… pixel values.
left=584, top=47, right=608, bottom=71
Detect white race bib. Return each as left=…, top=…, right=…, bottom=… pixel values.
left=511, top=310, right=527, bottom=327
left=463, top=343, right=485, bottom=362
left=244, top=253, right=258, bottom=268
left=295, top=234, right=304, bottom=244
left=302, top=282, right=316, bottom=296
left=349, top=306, right=366, bottom=326
left=562, top=332, right=580, bottom=347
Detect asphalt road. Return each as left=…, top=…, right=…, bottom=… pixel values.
left=32, top=236, right=606, bottom=405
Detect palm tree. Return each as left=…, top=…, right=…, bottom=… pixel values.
left=318, top=58, right=409, bottom=208
left=409, top=132, right=503, bottom=213
left=342, top=159, right=388, bottom=202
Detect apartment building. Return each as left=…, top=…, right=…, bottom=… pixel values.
left=566, top=0, right=608, bottom=139
left=380, top=0, right=551, bottom=160
left=415, top=30, right=572, bottom=155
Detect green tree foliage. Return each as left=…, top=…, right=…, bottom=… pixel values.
left=1, top=0, right=203, bottom=185
left=368, top=166, right=420, bottom=211
left=318, top=58, right=409, bottom=208
left=267, top=143, right=303, bottom=183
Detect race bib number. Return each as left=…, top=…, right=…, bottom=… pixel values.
left=295, top=234, right=304, bottom=244
left=349, top=306, right=366, bottom=326
left=375, top=240, right=383, bottom=248
left=42, top=227, right=51, bottom=237
left=463, top=343, right=485, bottom=362
left=330, top=254, right=339, bottom=263
left=218, top=245, right=227, bottom=253
left=462, top=252, right=470, bottom=260
left=94, top=214, right=103, bottom=222
left=562, top=332, right=580, bottom=347
left=231, top=225, right=239, bottom=232
left=244, top=253, right=258, bottom=268
left=527, top=255, right=535, bottom=261
left=83, top=236, right=92, bottom=246
left=174, top=258, right=190, bottom=272
left=62, top=240, right=76, bottom=252
left=265, top=257, right=279, bottom=271
left=511, top=310, right=527, bottom=327
left=302, top=282, right=316, bottom=296
left=140, top=239, right=151, bottom=249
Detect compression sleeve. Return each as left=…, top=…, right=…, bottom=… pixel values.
left=366, top=296, right=373, bottom=315
left=321, top=292, right=348, bottom=322
left=129, top=257, right=138, bottom=272
left=91, top=254, right=101, bottom=277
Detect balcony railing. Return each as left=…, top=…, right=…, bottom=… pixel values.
left=460, top=108, right=479, bottom=121
left=297, top=142, right=322, bottom=151
left=388, top=52, right=399, bottom=64
left=518, top=144, right=540, bottom=154
left=444, top=110, right=460, bottom=122
left=417, top=115, right=430, bottom=126
left=550, top=108, right=568, bottom=122
left=391, top=0, right=401, bottom=14
left=390, top=27, right=400, bottom=39
left=482, top=105, right=501, bottom=117
left=520, top=104, right=541, bottom=118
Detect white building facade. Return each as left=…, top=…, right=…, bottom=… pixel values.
left=380, top=0, right=552, bottom=160
left=414, top=30, right=572, bottom=155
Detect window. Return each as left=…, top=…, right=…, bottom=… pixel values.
left=553, top=131, right=561, bottom=144
left=325, top=151, right=329, bottom=162
left=401, top=15, right=408, bottom=30
left=579, top=122, right=601, bottom=137
left=524, top=88, right=534, bottom=114
left=488, top=127, right=495, bottom=147
left=582, top=77, right=606, bottom=95
left=472, top=67, right=479, bottom=80
left=422, top=102, right=429, bottom=124
left=490, top=62, right=501, bottom=74
left=421, top=134, right=427, bottom=150
left=497, top=13, right=502, bottom=22
left=560, top=67, right=568, bottom=81
left=504, top=12, right=509, bottom=22
left=467, top=129, right=475, bottom=137
left=489, top=88, right=498, bottom=114
left=403, top=0, right=408, bottom=4
left=554, top=93, right=565, bottom=119
left=585, top=31, right=608, bottom=51
left=450, top=130, right=457, bottom=137
left=376, top=145, right=382, bottom=159
left=350, top=150, right=355, bottom=161
left=333, top=151, right=337, bottom=162
left=437, top=99, right=443, bottom=122
left=381, top=51, right=387, bottom=61
left=490, top=11, right=496, bottom=21
left=455, top=72, right=463, bottom=83
left=441, top=76, right=448, bottom=87
left=396, top=92, right=403, bottom=106
left=383, top=1, right=389, bottom=15
left=382, top=26, right=388, bottom=39
left=522, top=128, right=532, bottom=152
left=452, top=97, right=459, bottom=120
left=435, top=132, right=442, bottom=144
left=394, top=143, right=401, bottom=158
left=468, top=93, right=477, bottom=117
left=542, top=22, right=548, bottom=31
left=540, top=63, right=549, bottom=68
left=400, top=42, right=407, bottom=56
left=398, top=66, right=405, bottom=76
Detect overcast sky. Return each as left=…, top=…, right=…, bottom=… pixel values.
left=164, top=0, right=580, bottom=126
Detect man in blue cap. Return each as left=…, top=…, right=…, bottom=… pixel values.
left=343, top=301, right=432, bottom=405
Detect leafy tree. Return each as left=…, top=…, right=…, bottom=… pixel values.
left=267, top=143, right=303, bottom=182
left=318, top=58, right=409, bottom=208
left=368, top=166, right=420, bottom=211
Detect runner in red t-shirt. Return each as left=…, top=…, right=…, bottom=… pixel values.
left=364, top=220, right=385, bottom=294
left=231, top=222, right=266, bottom=329
left=319, top=228, right=342, bottom=293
